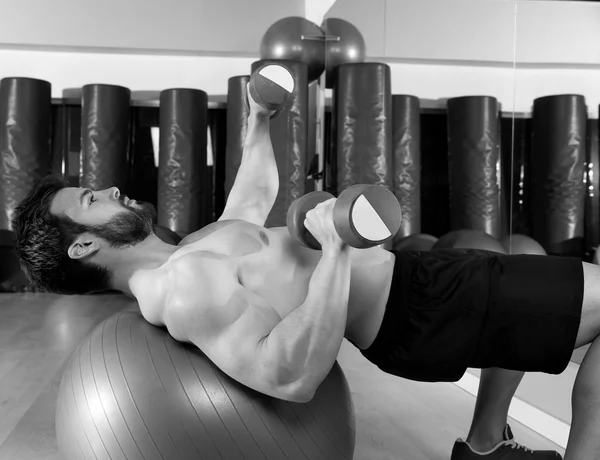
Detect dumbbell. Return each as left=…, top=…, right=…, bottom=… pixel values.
left=287, top=184, right=403, bottom=250
left=248, top=63, right=295, bottom=116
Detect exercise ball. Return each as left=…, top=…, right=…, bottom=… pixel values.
left=393, top=233, right=438, bottom=252
left=500, top=234, right=547, bottom=255
left=321, top=18, right=367, bottom=88
left=259, top=16, right=326, bottom=83
left=56, top=312, right=356, bottom=460
left=433, top=229, right=506, bottom=253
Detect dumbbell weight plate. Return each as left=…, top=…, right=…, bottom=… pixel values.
left=249, top=64, right=295, bottom=112
left=333, top=184, right=403, bottom=249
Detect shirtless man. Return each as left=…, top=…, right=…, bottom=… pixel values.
left=11, top=95, right=600, bottom=460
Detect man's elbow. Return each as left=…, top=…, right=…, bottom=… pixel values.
left=275, top=379, right=318, bottom=403
left=291, top=389, right=316, bottom=403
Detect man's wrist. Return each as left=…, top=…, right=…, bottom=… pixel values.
left=248, top=112, right=271, bottom=124
left=321, top=244, right=350, bottom=259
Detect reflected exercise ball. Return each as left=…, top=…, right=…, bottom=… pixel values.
left=393, top=233, right=438, bottom=252
left=433, top=229, right=506, bottom=253
left=500, top=234, right=547, bottom=255
left=321, top=18, right=367, bottom=88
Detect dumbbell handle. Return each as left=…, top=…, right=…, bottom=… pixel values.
left=287, top=192, right=334, bottom=250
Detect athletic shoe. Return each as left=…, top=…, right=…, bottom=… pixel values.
left=450, top=425, right=561, bottom=459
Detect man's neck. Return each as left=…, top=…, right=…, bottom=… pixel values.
left=128, top=266, right=171, bottom=326
left=104, top=235, right=179, bottom=321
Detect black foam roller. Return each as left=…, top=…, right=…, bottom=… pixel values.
left=51, top=105, right=67, bottom=176
left=209, top=108, right=227, bottom=221
left=0, top=228, right=32, bottom=292
left=447, top=96, right=501, bottom=237
left=250, top=59, right=308, bottom=228
left=501, top=117, right=531, bottom=236
left=80, top=84, right=131, bottom=193
left=157, top=89, right=209, bottom=237
left=531, top=94, right=587, bottom=257
left=392, top=95, right=421, bottom=238
left=585, top=118, right=600, bottom=258
left=224, top=76, right=251, bottom=203
left=331, top=63, right=393, bottom=194
left=306, top=82, right=319, bottom=193
left=0, top=77, right=51, bottom=231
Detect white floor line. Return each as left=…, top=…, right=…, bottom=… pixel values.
left=454, top=372, right=571, bottom=449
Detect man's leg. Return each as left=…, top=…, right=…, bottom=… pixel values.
left=465, top=368, right=525, bottom=451
left=565, top=335, right=600, bottom=459
left=461, top=261, right=600, bottom=458
left=563, top=261, right=600, bottom=459
left=451, top=255, right=600, bottom=460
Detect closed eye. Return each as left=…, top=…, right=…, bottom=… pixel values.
left=79, top=189, right=94, bottom=207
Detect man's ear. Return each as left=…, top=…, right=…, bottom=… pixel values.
left=67, top=235, right=100, bottom=260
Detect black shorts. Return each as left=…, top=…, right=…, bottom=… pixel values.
left=360, top=249, right=584, bottom=382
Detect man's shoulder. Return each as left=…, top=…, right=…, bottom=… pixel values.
left=168, top=249, right=238, bottom=302
left=162, top=249, right=240, bottom=341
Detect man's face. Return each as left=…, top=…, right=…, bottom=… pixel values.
left=51, top=186, right=156, bottom=251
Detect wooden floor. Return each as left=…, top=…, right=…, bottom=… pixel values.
left=0, top=293, right=564, bottom=460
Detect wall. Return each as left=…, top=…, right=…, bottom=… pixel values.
left=0, top=0, right=305, bottom=55
left=0, top=49, right=256, bottom=98
left=515, top=0, right=600, bottom=66
left=325, top=0, right=600, bottom=66
left=0, top=0, right=599, bottom=117
left=1, top=47, right=598, bottom=118
left=5, top=0, right=598, bottom=65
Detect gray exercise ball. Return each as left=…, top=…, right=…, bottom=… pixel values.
left=55, top=311, right=356, bottom=460
left=433, top=229, right=506, bottom=253
left=321, top=18, right=367, bottom=88
left=500, top=234, right=547, bottom=255
left=259, top=16, right=326, bottom=83
left=393, top=233, right=438, bottom=252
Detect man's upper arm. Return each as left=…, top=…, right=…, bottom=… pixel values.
left=218, top=196, right=272, bottom=226
left=221, top=109, right=278, bottom=225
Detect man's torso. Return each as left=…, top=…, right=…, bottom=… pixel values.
left=141, top=219, right=396, bottom=349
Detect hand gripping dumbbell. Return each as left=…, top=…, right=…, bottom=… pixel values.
left=287, top=184, right=403, bottom=250
left=248, top=63, right=295, bottom=116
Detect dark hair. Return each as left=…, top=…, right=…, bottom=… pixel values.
left=12, top=175, right=111, bottom=294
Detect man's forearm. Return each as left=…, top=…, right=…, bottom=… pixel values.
left=260, top=247, right=352, bottom=399
left=229, top=114, right=279, bottom=203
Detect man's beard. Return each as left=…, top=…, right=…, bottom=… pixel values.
left=88, top=200, right=157, bottom=248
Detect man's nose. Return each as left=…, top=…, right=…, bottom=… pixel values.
left=100, top=187, right=120, bottom=200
